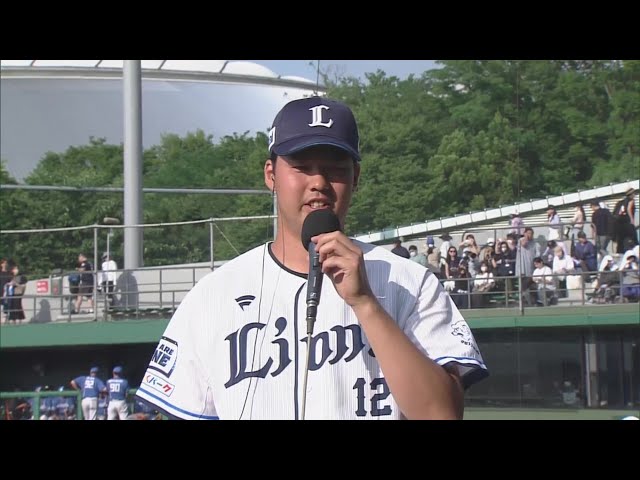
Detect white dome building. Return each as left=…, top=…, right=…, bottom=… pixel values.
left=0, top=60, right=323, bottom=180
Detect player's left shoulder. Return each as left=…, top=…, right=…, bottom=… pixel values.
left=355, top=240, right=428, bottom=275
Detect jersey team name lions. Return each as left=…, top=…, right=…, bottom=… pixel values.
left=136, top=241, right=488, bottom=419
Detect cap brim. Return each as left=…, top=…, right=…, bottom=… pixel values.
left=272, top=136, right=360, bottom=162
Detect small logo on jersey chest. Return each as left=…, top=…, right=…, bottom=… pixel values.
left=235, top=295, right=256, bottom=311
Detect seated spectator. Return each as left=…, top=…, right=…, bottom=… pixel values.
left=620, top=254, right=639, bottom=302
left=542, top=240, right=568, bottom=267
left=532, top=257, right=557, bottom=306
left=620, top=240, right=640, bottom=268
left=461, top=248, right=479, bottom=277
left=573, top=232, right=598, bottom=282
left=408, top=245, right=427, bottom=267
left=449, top=262, right=471, bottom=310
left=478, top=241, right=495, bottom=271
left=472, top=261, right=495, bottom=308
left=552, top=246, right=575, bottom=298
left=443, top=245, right=462, bottom=281
left=591, top=255, right=621, bottom=304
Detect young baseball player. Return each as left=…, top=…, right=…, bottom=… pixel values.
left=70, top=366, right=106, bottom=420
left=136, top=96, right=488, bottom=420
left=106, top=366, right=130, bottom=420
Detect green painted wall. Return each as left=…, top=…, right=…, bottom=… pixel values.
left=0, top=319, right=169, bottom=349
left=1, top=304, right=638, bottom=349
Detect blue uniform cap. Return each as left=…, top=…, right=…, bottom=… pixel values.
left=268, top=96, right=360, bottom=162
left=90, top=366, right=99, bottom=373
left=113, top=366, right=122, bottom=374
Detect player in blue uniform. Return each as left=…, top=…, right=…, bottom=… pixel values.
left=70, top=366, right=106, bottom=420
left=106, top=366, right=130, bottom=420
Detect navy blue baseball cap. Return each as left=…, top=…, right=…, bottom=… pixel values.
left=113, top=366, right=122, bottom=374
left=268, top=96, right=360, bottom=161
left=90, top=366, right=99, bottom=373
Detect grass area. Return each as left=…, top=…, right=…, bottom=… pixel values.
left=464, top=407, right=639, bottom=420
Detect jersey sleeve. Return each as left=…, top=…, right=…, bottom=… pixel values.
left=97, top=378, right=106, bottom=392
left=401, top=272, right=488, bottom=389
left=135, top=281, right=218, bottom=420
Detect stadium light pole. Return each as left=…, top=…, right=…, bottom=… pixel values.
left=103, top=217, right=120, bottom=265
left=123, top=60, right=143, bottom=269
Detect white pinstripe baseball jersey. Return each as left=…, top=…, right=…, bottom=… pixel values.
left=136, top=240, right=488, bottom=419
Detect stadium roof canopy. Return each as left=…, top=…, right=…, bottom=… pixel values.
left=0, top=60, right=323, bottom=90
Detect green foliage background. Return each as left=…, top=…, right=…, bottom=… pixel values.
left=2, top=60, right=638, bottom=276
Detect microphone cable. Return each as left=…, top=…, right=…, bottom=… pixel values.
left=299, top=209, right=340, bottom=420
left=301, top=298, right=318, bottom=420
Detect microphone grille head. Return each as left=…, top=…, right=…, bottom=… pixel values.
left=301, top=209, right=341, bottom=251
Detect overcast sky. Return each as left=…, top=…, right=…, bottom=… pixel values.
left=247, top=60, right=440, bottom=82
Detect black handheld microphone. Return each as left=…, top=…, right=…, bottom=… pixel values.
left=301, top=209, right=341, bottom=336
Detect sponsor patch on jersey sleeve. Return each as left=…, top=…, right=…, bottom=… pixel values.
left=142, top=373, right=175, bottom=397
left=148, top=336, right=178, bottom=378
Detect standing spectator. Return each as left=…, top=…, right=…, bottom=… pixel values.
left=459, top=234, right=480, bottom=256
left=75, top=253, right=94, bottom=314
left=516, top=227, right=541, bottom=306
left=0, top=258, right=13, bottom=323
left=426, top=244, right=441, bottom=278
left=439, top=233, right=453, bottom=260
left=571, top=204, right=586, bottom=238
left=505, top=233, right=519, bottom=257
left=100, top=253, right=118, bottom=307
left=492, top=241, right=516, bottom=294
left=106, top=366, right=129, bottom=420
left=70, top=366, right=106, bottom=420
left=612, top=188, right=638, bottom=253
left=391, top=239, right=410, bottom=259
left=407, top=245, right=427, bottom=267
left=5, top=264, right=27, bottom=324
left=68, top=272, right=81, bottom=314
left=573, top=231, right=598, bottom=282
left=510, top=212, right=525, bottom=237
left=547, top=205, right=563, bottom=241
left=590, top=199, right=612, bottom=258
